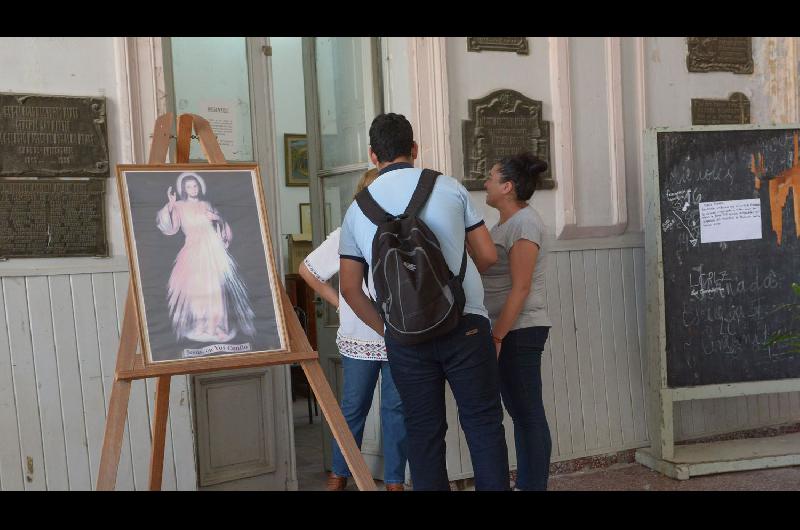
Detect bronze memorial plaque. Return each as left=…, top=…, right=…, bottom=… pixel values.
left=462, top=89, right=553, bottom=191
left=467, top=37, right=529, bottom=55
left=0, top=93, right=109, bottom=258
left=686, top=37, right=753, bottom=74
left=0, top=93, right=109, bottom=178
left=691, top=92, right=751, bottom=125
left=0, top=178, right=107, bottom=258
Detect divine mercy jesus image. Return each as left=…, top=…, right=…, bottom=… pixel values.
left=156, top=171, right=256, bottom=343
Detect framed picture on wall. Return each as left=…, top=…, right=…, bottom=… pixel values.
left=299, top=202, right=312, bottom=236
left=299, top=202, right=333, bottom=235
left=284, top=133, right=309, bottom=187
left=116, top=163, right=289, bottom=368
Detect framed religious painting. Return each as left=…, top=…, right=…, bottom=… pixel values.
left=284, top=133, right=309, bottom=187
left=116, top=163, right=289, bottom=369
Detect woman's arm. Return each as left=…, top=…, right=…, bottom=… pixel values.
left=299, top=262, right=339, bottom=308
left=465, top=224, right=498, bottom=273
left=491, top=239, right=539, bottom=347
left=340, top=258, right=384, bottom=336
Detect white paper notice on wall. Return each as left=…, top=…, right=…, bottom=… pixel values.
left=198, top=100, right=239, bottom=159
left=699, top=199, right=762, bottom=244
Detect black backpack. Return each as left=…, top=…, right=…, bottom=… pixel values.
left=355, top=168, right=467, bottom=346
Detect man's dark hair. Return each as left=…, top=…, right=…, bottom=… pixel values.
left=497, top=152, right=548, bottom=202
left=369, top=113, right=414, bottom=163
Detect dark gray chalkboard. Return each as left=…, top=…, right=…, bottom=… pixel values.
left=657, top=128, right=800, bottom=387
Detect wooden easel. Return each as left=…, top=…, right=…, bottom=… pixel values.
left=96, top=113, right=377, bottom=491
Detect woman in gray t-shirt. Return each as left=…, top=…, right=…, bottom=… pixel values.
left=479, top=152, right=552, bottom=491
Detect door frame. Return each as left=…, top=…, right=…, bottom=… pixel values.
left=301, top=37, right=386, bottom=475
left=126, top=36, right=298, bottom=490
left=246, top=35, right=298, bottom=491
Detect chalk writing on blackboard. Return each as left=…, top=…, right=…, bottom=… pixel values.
left=751, top=132, right=800, bottom=245
left=658, top=128, right=800, bottom=386
left=699, top=199, right=762, bottom=244
left=662, top=188, right=702, bottom=246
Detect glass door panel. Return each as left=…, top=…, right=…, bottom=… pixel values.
left=167, top=37, right=255, bottom=162
left=304, top=37, right=384, bottom=476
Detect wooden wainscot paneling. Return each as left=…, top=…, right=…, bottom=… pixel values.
left=193, top=369, right=277, bottom=486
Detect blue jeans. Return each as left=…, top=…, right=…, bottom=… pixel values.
left=330, top=356, right=408, bottom=484
left=385, top=314, right=510, bottom=491
left=498, top=326, right=551, bottom=491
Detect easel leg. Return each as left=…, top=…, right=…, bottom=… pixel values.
left=300, top=359, right=377, bottom=491
left=148, top=376, right=172, bottom=491
left=97, top=379, right=133, bottom=490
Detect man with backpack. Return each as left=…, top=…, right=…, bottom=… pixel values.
left=338, top=113, right=510, bottom=491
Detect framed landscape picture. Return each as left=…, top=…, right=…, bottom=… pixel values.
left=284, top=133, right=309, bottom=187
left=116, top=163, right=289, bottom=369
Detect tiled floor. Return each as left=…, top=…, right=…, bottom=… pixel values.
left=292, top=397, right=800, bottom=491
left=292, top=396, right=390, bottom=491
left=545, top=463, right=800, bottom=491
left=292, top=396, right=330, bottom=491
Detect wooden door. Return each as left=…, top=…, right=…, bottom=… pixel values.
left=163, top=36, right=294, bottom=490
left=302, top=37, right=387, bottom=478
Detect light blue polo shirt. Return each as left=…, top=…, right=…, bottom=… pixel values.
left=339, top=163, right=489, bottom=319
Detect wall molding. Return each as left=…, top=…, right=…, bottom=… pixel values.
left=123, top=38, right=167, bottom=164
left=635, top=37, right=648, bottom=231
left=408, top=37, right=452, bottom=176
left=0, top=256, right=130, bottom=278
left=549, top=37, right=628, bottom=240
left=547, top=231, right=643, bottom=252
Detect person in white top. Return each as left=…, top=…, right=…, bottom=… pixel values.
left=299, top=168, right=407, bottom=491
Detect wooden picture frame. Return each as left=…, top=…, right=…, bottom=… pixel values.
left=116, top=163, right=289, bottom=370
left=284, top=133, right=309, bottom=187
left=299, top=202, right=312, bottom=236
left=299, top=202, right=333, bottom=236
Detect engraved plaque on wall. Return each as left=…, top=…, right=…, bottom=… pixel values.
left=0, top=179, right=108, bottom=258
left=0, top=93, right=109, bottom=178
left=467, top=37, right=529, bottom=55
left=462, top=89, right=553, bottom=191
left=686, top=37, right=753, bottom=74
left=691, top=92, right=751, bottom=125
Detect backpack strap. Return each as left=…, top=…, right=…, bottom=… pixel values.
left=355, top=188, right=392, bottom=226
left=404, top=168, right=442, bottom=217
left=457, top=244, right=467, bottom=281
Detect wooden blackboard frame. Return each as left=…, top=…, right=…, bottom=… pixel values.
left=639, top=123, right=800, bottom=479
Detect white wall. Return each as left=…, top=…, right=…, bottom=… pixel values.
left=445, top=37, right=555, bottom=232
left=0, top=37, right=131, bottom=270
left=444, top=38, right=788, bottom=240
left=271, top=37, right=309, bottom=273
left=644, top=37, right=773, bottom=128
left=431, top=36, right=800, bottom=472
left=0, top=37, right=197, bottom=491
left=382, top=38, right=413, bottom=119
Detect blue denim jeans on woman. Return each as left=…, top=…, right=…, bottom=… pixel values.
left=498, top=326, right=551, bottom=491
left=330, top=356, right=408, bottom=484
left=385, top=313, right=510, bottom=491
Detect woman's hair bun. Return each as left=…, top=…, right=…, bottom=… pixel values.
left=497, top=152, right=547, bottom=202
left=527, top=157, right=548, bottom=175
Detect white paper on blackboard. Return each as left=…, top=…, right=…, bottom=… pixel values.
left=699, top=199, right=762, bottom=244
